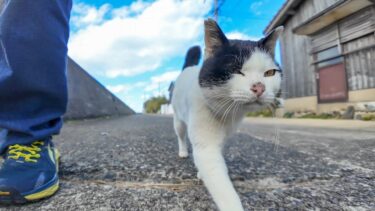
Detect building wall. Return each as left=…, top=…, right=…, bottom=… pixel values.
left=310, top=6, right=375, bottom=92
left=280, top=0, right=342, bottom=99
left=278, top=0, right=375, bottom=114
left=281, top=88, right=375, bottom=114
left=280, top=1, right=375, bottom=102
left=280, top=1, right=375, bottom=99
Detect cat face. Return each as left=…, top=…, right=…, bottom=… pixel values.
left=199, top=19, right=283, bottom=109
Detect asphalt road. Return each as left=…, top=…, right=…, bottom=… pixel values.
left=2, top=114, right=374, bottom=210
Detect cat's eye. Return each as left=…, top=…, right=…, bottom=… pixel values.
left=264, top=69, right=277, bottom=77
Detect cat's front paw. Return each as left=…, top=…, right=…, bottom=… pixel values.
left=178, top=151, right=189, bottom=158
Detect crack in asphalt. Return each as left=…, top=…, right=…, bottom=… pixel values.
left=62, top=179, right=202, bottom=192
left=61, top=173, right=350, bottom=193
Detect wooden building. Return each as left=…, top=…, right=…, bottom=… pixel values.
left=265, top=0, right=375, bottom=114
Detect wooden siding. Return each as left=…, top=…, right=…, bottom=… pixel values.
left=312, top=6, right=375, bottom=91
left=339, top=6, right=375, bottom=43
left=292, top=0, right=342, bottom=25
left=280, top=0, right=375, bottom=99
left=280, top=0, right=342, bottom=99
left=311, top=25, right=338, bottom=53
left=344, top=34, right=375, bottom=91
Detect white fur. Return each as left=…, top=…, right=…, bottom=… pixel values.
left=172, top=49, right=281, bottom=211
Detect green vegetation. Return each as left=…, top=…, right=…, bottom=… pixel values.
left=362, top=114, right=375, bottom=121
left=283, top=112, right=294, bottom=118
left=283, top=112, right=340, bottom=119
left=298, top=113, right=337, bottom=119
left=282, top=109, right=375, bottom=121
left=246, top=108, right=274, bottom=117
left=143, top=96, right=168, bottom=114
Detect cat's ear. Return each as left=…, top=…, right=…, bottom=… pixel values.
left=204, top=19, right=228, bottom=59
left=261, top=26, right=284, bottom=57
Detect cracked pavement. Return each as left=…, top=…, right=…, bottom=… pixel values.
left=1, top=115, right=374, bottom=210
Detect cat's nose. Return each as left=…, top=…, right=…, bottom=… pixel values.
left=250, top=82, right=265, bottom=97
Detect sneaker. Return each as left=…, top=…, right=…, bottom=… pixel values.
left=0, top=139, right=60, bottom=204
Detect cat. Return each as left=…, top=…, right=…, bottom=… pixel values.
left=172, top=19, right=283, bottom=211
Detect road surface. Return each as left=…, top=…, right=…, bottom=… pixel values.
left=2, top=115, right=374, bottom=210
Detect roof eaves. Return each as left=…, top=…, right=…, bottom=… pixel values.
left=264, top=0, right=303, bottom=34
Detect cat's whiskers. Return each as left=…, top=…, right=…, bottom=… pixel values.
left=231, top=102, right=241, bottom=129
left=207, top=93, right=235, bottom=129
left=209, top=98, right=232, bottom=118
left=231, top=90, right=253, bottom=105
left=207, top=97, right=233, bottom=130
left=207, top=97, right=231, bottom=114
left=221, top=101, right=236, bottom=128
left=213, top=99, right=234, bottom=128
left=266, top=104, right=280, bottom=152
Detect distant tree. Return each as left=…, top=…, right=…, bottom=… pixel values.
left=143, top=96, right=168, bottom=113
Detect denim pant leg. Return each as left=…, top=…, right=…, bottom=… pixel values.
left=0, top=0, right=72, bottom=153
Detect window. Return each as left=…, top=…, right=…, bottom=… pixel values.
left=314, top=46, right=343, bottom=68
left=316, top=46, right=339, bottom=61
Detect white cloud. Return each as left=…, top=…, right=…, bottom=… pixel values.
left=106, top=84, right=132, bottom=94
left=151, top=71, right=180, bottom=84
left=71, top=3, right=111, bottom=27
left=250, top=1, right=264, bottom=15
left=68, top=0, right=213, bottom=78
left=226, top=31, right=260, bottom=41
left=106, top=70, right=179, bottom=97
left=105, top=70, right=180, bottom=112
left=144, top=70, right=180, bottom=92
left=107, top=81, right=147, bottom=94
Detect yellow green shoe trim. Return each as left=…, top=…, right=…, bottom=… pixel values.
left=24, top=181, right=59, bottom=201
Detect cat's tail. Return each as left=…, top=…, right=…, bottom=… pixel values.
left=182, top=45, right=201, bottom=70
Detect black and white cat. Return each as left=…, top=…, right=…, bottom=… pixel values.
left=172, top=19, right=283, bottom=211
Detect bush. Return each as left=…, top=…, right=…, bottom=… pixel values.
left=362, top=115, right=375, bottom=121
left=283, top=112, right=294, bottom=118
left=143, top=96, right=168, bottom=114
left=299, top=113, right=336, bottom=119
left=247, top=108, right=274, bottom=117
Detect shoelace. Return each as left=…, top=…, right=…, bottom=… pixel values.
left=8, top=141, right=44, bottom=163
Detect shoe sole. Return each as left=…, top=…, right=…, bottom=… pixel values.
left=0, top=181, right=59, bottom=204
left=0, top=149, right=60, bottom=204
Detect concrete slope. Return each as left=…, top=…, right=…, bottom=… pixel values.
left=64, top=58, right=135, bottom=119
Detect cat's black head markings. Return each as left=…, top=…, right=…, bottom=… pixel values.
left=199, top=19, right=283, bottom=88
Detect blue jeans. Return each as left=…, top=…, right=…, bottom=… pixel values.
left=0, top=0, right=72, bottom=153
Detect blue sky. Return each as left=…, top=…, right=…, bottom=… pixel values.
left=68, top=0, right=285, bottom=112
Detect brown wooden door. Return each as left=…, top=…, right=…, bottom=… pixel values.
left=317, top=63, right=348, bottom=103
